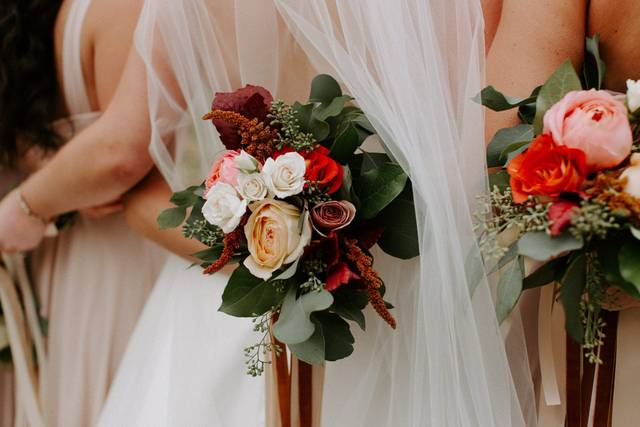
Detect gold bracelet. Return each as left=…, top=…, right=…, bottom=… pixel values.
left=17, top=189, right=48, bottom=225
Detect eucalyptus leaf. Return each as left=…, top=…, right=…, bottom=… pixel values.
left=630, top=227, right=640, bottom=241
left=157, top=206, right=187, bottom=229
left=583, top=34, right=606, bottom=90
left=192, top=246, right=223, bottom=263
left=496, top=256, right=524, bottom=323
left=315, top=95, right=353, bottom=121
left=560, top=253, right=586, bottom=343
left=376, top=183, right=418, bottom=259
left=534, top=60, right=582, bottom=133
left=330, top=123, right=361, bottom=164
left=355, top=162, right=408, bottom=219
left=523, top=256, right=568, bottom=290
left=489, top=242, right=518, bottom=275
left=218, top=265, right=287, bottom=317
left=273, top=289, right=333, bottom=345
left=597, top=240, right=640, bottom=299
left=474, top=86, right=537, bottom=111
left=294, top=102, right=330, bottom=141
left=309, top=74, right=342, bottom=104
left=486, top=124, right=533, bottom=167
left=517, top=231, right=583, bottom=262
left=288, top=319, right=325, bottom=364
left=169, top=186, right=201, bottom=207
left=315, top=312, right=354, bottom=361
left=618, top=241, right=640, bottom=295
left=330, top=287, right=368, bottom=331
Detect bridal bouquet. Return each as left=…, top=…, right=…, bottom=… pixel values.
left=478, top=36, right=640, bottom=362
left=158, top=75, right=417, bottom=375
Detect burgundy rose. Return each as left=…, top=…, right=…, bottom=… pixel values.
left=325, top=262, right=360, bottom=291
left=311, top=200, right=356, bottom=236
left=548, top=200, right=579, bottom=236
left=210, top=85, right=273, bottom=150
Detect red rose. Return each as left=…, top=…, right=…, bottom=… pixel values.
left=325, top=262, right=361, bottom=291
left=507, top=135, right=587, bottom=204
left=548, top=200, right=579, bottom=236
left=210, top=85, right=273, bottom=150
left=304, top=146, right=344, bottom=194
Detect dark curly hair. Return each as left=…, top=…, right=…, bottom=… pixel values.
left=0, top=0, right=63, bottom=167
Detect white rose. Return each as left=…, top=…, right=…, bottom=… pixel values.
left=627, top=79, right=640, bottom=113
left=244, top=199, right=312, bottom=280
left=237, top=173, right=268, bottom=201
left=622, top=153, right=640, bottom=198
left=202, top=182, right=247, bottom=233
left=262, top=152, right=306, bottom=198
left=235, top=150, right=261, bottom=173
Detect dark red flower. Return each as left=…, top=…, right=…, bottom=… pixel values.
left=548, top=200, right=579, bottom=236
left=325, top=262, right=361, bottom=291
left=210, top=85, right=273, bottom=150
left=304, top=146, right=344, bottom=194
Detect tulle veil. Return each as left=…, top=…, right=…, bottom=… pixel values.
left=133, top=0, right=535, bottom=425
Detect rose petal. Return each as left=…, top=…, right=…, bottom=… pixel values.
left=548, top=200, right=579, bottom=236
left=325, top=262, right=361, bottom=291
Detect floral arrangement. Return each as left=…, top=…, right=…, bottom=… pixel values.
left=158, top=75, right=417, bottom=375
left=478, top=36, right=640, bottom=362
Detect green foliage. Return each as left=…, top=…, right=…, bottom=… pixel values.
left=496, top=256, right=524, bottom=323
left=618, top=240, right=640, bottom=296
left=219, top=264, right=289, bottom=317
left=157, top=206, right=187, bottom=229
left=474, top=86, right=537, bottom=111
left=486, top=124, right=533, bottom=168
left=533, top=60, right=583, bottom=133
left=355, top=161, right=408, bottom=219
left=560, top=252, right=587, bottom=343
left=583, top=34, right=606, bottom=90
left=273, top=288, right=333, bottom=345
left=288, top=312, right=355, bottom=364
left=376, top=182, right=419, bottom=259
left=517, top=231, right=583, bottom=262
left=269, top=100, right=316, bottom=152
left=330, top=287, right=369, bottom=331
left=523, top=256, right=568, bottom=290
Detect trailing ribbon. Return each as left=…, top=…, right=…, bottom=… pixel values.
left=538, top=284, right=561, bottom=407
left=270, top=317, right=315, bottom=427
left=0, top=255, right=45, bottom=427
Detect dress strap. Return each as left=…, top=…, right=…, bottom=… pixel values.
left=62, top=0, right=94, bottom=115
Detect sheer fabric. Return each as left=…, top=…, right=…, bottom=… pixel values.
left=275, top=2, right=532, bottom=426
left=131, top=0, right=533, bottom=426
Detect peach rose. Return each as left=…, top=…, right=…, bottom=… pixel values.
left=543, top=90, right=632, bottom=172
left=244, top=199, right=312, bottom=279
left=205, top=150, right=240, bottom=192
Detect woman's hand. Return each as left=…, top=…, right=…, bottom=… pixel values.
left=0, top=190, right=47, bottom=252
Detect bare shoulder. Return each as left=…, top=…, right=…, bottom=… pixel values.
left=85, top=0, right=145, bottom=108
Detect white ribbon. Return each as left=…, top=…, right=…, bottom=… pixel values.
left=0, top=254, right=46, bottom=427
left=538, top=283, right=561, bottom=406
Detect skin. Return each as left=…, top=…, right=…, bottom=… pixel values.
left=0, top=0, right=202, bottom=257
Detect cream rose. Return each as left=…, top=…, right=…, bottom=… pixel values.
left=627, top=80, right=640, bottom=113
left=202, top=182, right=247, bottom=233
left=244, top=199, right=312, bottom=279
left=262, top=152, right=306, bottom=198
left=237, top=173, right=268, bottom=201
left=235, top=150, right=261, bottom=173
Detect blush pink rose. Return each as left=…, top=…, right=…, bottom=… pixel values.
left=205, top=150, right=240, bottom=192
left=543, top=90, right=632, bottom=172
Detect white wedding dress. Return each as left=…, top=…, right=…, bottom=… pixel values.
left=100, top=1, right=535, bottom=426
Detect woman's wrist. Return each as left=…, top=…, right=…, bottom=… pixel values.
left=19, top=181, right=52, bottom=223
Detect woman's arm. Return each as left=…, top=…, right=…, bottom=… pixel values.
left=486, top=0, right=587, bottom=140
left=123, top=170, right=207, bottom=261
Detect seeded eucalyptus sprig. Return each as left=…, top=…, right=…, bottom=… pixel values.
left=269, top=100, right=316, bottom=152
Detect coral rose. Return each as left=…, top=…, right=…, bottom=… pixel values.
left=205, top=150, right=240, bottom=192
left=507, top=135, right=587, bottom=204
left=244, top=199, right=312, bottom=279
left=543, top=90, right=632, bottom=172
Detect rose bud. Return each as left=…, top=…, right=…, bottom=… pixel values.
left=311, top=200, right=356, bottom=236
left=543, top=90, right=632, bottom=172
